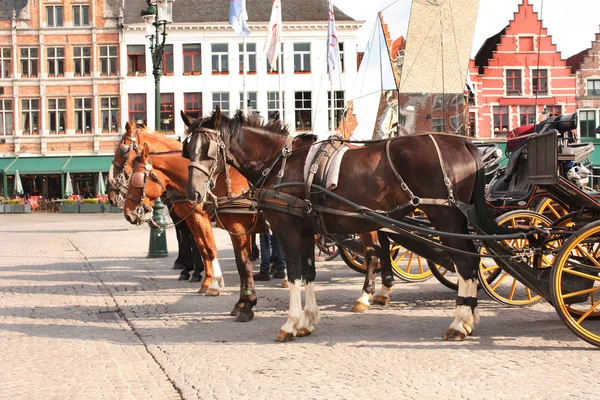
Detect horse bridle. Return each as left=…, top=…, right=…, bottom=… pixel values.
left=184, top=127, right=227, bottom=206
left=110, top=132, right=139, bottom=208
left=126, top=153, right=167, bottom=220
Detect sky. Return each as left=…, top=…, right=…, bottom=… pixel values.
left=333, top=0, right=600, bottom=58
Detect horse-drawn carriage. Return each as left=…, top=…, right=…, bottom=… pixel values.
left=177, top=108, right=600, bottom=347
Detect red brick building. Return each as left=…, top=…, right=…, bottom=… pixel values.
left=468, top=0, right=577, bottom=139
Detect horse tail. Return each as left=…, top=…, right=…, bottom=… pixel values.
left=465, top=141, right=513, bottom=235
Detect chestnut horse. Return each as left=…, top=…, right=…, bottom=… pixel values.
left=182, top=109, right=508, bottom=342
left=110, top=125, right=260, bottom=322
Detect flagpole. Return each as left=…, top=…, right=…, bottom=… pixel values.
left=243, top=36, right=248, bottom=115
left=329, top=80, right=334, bottom=135
left=278, top=52, right=283, bottom=122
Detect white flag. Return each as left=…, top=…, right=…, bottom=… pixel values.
left=264, top=0, right=282, bottom=70
left=327, top=0, right=340, bottom=82
left=229, top=0, right=251, bottom=37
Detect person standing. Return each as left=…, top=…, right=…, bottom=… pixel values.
left=254, top=229, right=286, bottom=281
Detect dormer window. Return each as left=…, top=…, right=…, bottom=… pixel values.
left=519, top=36, right=534, bottom=52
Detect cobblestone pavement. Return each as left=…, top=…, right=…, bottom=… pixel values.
left=0, top=214, right=599, bottom=400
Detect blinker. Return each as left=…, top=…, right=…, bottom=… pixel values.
left=207, top=140, right=219, bottom=160
left=131, top=171, right=145, bottom=188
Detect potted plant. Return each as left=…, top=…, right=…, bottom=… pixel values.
left=0, top=197, right=5, bottom=214
left=60, top=199, right=79, bottom=213
left=80, top=198, right=103, bottom=213
left=5, top=199, right=26, bottom=213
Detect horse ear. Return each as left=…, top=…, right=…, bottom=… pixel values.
left=125, top=121, right=131, bottom=133
left=141, top=143, right=149, bottom=160
left=214, top=106, right=222, bottom=130
left=181, top=110, right=194, bottom=128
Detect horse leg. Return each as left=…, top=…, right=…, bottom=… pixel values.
left=373, top=231, right=395, bottom=306
left=170, top=207, right=192, bottom=270
left=189, top=230, right=205, bottom=283
left=182, top=211, right=219, bottom=296
left=352, top=232, right=379, bottom=312
left=427, top=209, right=480, bottom=341
left=297, top=234, right=319, bottom=337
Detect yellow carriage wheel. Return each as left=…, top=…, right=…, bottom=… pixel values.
left=551, top=221, right=600, bottom=347
left=536, top=197, right=568, bottom=222
left=339, top=234, right=383, bottom=274
left=478, top=210, right=554, bottom=306
left=389, top=242, right=434, bottom=282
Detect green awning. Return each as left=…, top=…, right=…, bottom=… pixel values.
left=62, top=156, right=113, bottom=173
left=0, top=157, right=17, bottom=173
left=5, top=157, right=70, bottom=174
left=585, top=143, right=600, bottom=166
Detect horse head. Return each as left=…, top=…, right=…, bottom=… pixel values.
left=108, top=121, right=140, bottom=208
left=123, top=143, right=166, bottom=225
left=181, top=109, right=228, bottom=204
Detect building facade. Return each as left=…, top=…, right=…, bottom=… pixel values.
left=468, top=0, right=577, bottom=140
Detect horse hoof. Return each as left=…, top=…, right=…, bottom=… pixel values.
left=230, top=306, right=242, bottom=316
left=351, top=301, right=370, bottom=312
left=235, top=311, right=254, bottom=322
left=444, top=328, right=467, bottom=341
left=172, top=261, right=186, bottom=270
left=178, top=274, right=190, bottom=281
left=190, top=275, right=202, bottom=283
left=275, top=330, right=295, bottom=342
left=296, top=327, right=312, bottom=337
left=205, top=288, right=220, bottom=296
left=281, top=280, right=289, bottom=289
left=373, top=295, right=390, bottom=306
left=198, top=286, right=208, bottom=294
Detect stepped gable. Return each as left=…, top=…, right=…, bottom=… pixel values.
left=124, top=0, right=354, bottom=25
left=0, top=0, right=28, bottom=19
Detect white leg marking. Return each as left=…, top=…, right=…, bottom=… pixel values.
left=356, top=291, right=372, bottom=306
left=280, top=281, right=303, bottom=336
left=448, top=275, right=477, bottom=335
left=302, top=281, right=320, bottom=327
left=211, top=258, right=225, bottom=288
left=468, top=277, right=480, bottom=324
left=375, top=284, right=393, bottom=299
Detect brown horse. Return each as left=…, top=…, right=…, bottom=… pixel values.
left=182, top=109, right=508, bottom=342
left=111, top=125, right=260, bottom=322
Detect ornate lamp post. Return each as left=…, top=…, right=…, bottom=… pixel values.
left=141, top=0, right=173, bottom=258
left=141, top=0, right=174, bottom=131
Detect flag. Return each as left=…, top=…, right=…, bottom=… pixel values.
left=264, top=0, right=282, bottom=70
left=327, top=0, right=340, bottom=82
left=229, top=0, right=251, bottom=37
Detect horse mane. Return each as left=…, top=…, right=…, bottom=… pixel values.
left=135, top=126, right=183, bottom=150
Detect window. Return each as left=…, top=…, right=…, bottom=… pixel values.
left=520, top=36, right=534, bottom=52
left=266, top=44, right=284, bottom=73
left=183, top=44, right=201, bottom=74
left=339, top=42, right=345, bottom=72
left=127, top=45, right=146, bottom=76
left=0, top=48, right=11, bottom=78
left=74, top=46, right=91, bottom=76
left=0, top=99, right=13, bottom=135
left=212, top=92, right=230, bottom=116
left=579, top=110, right=596, bottom=138
left=73, top=5, right=90, bottom=26
left=239, top=92, right=257, bottom=113
left=493, top=106, right=509, bottom=133
left=449, top=115, right=462, bottom=132
left=100, top=45, right=117, bottom=76
left=295, top=91, right=312, bottom=130
left=101, top=97, right=119, bottom=133
left=47, top=47, right=65, bottom=76
left=293, top=43, right=311, bottom=73
left=46, top=5, right=63, bottom=27
left=163, top=44, right=173, bottom=75
left=211, top=44, right=229, bottom=73
left=128, top=94, right=147, bottom=126
left=48, top=99, right=66, bottom=134
left=160, top=93, right=174, bottom=132
left=546, top=105, right=562, bottom=117
left=21, top=99, right=39, bottom=135
left=533, top=69, right=548, bottom=95
left=506, top=69, right=521, bottom=96
left=468, top=112, right=476, bottom=137
left=592, top=167, right=600, bottom=190
left=238, top=43, right=257, bottom=73
left=328, top=91, right=345, bottom=129
left=20, top=48, right=38, bottom=78
left=75, top=98, right=92, bottom=133
left=184, top=93, right=202, bottom=118
left=520, top=106, right=536, bottom=125
left=267, top=91, right=284, bottom=120
left=587, top=80, right=600, bottom=96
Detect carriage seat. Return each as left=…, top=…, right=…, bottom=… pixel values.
left=486, top=145, right=533, bottom=201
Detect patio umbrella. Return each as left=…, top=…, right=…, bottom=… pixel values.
left=96, top=172, right=106, bottom=196
left=64, top=172, right=74, bottom=197
left=13, top=170, right=24, bottom=196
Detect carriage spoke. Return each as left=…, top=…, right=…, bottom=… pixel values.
left=562, top=285, right=600, bottom=300
left=573, top=244, right=600, bottom=269
left=417, top=256, right=424, bottom=274
left=562, top=267, right=600, bottom=283
left=576, top=297, right=600, bottom=325
left=491, top=272, right=509, bottom=291
left=526, top=287, right=534, bottom=300
left=508, top=279, right=518, bottom=300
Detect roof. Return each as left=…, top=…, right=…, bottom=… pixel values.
left=566, top=49, right=587, bottom=74
left=473, top=27, right=506, bottom=75
left=0, top=0, right=28, bottom=20
left=124, top=0, right=354, bottom=25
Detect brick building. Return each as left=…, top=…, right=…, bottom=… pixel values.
left=468, top=0, right=577, bottom=140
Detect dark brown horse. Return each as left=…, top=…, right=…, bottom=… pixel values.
left=182, top=109, right=507, bottom=342
left=110, top=125, right=261, bottom=322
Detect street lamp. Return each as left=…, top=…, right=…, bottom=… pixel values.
left=141, top=0, right=174, bottom=131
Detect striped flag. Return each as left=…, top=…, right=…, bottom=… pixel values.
left=229, top=0, right=251, bottom=37
left=264, top=0, right=282, bottom=70
left=327, top=0, right=340, bottom=82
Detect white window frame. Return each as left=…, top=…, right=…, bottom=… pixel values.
left=20, top=47, right=38, bottom=78
left=47, top=47, right=65, bottom=77
left=0, top=99, right=13, bottom=135
left=212, top=92, right=230, bottom=116
left=211, top=44, right=229, bottom=73
left=328, top=90, right=345, bottom=129
left=238, top=43, right=257, bottom=73
left=293, top=43, right=311, bottom=73
left=294, top=91, right=312, bottom=130
left=267, top=91, right=284, bottom=120
left=100, top=45, right=118, bottom=76
left=21, top=98, right=39, bottom=135
left=75, top=98, right=92, bottom=133
left=46, top=5, right=63, bottom=27
left=72, top=5, right=90, bottom=27
left=74, top=46, right=91, bottom=76
left=101, top=97, right=119, bottom=133
left=0, top=48, right=11, bottom=78
left=48, top=98, right=66, bottom=134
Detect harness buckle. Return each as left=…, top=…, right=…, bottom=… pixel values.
left=282, top=146, right=292, bottom=157
left=411, top=197, right=421, bottom=207
left=277, top=169, right=284, bottom=179
left=401, top=182, right=409, bottom=191
left=444, top=177, right=452, bottom=187
left=262, top=168, right=270, bottom=177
